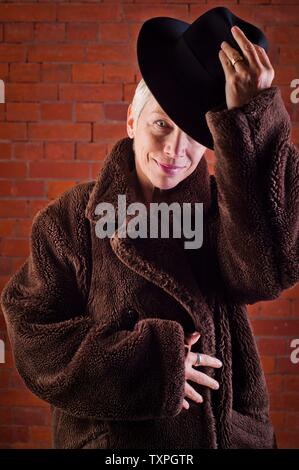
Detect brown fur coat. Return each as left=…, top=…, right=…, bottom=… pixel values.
left=1, top=86, right=298, bottom=449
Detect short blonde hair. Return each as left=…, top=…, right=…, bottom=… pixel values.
left=130, top=78, right=152, bottom=131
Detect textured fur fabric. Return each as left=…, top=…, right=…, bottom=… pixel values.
left=1, top=86, right=298, bottom=449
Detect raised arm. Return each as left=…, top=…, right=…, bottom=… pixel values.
left=205, top=85, right=299, bottom=304
left=0, top=187, right=186, bottom=421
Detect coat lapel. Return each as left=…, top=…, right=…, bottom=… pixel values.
left=85, top=136, right=215, bottom=332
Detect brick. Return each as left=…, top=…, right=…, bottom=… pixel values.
left=0, top=257, right=12, bottom=275
left=270, top=393, right=299, bottom=411
left=72, top=64, right=103, bottom=83
left=0, top=5, right=56, bottom=22
left=6, top=83, right=57, bottom=102
left=76, top=142, right=107, bottom=161
left=28, top=123, right=91, bottom=141
left=4, top=23, right=34, bottom=42
left=0, top=239, right=29, bottom=258
left=257, top=338, right=288, bottom=355
left=6, top=103, right=39, bottom=122
left=246, top=303, right=261, bottom=318
left=103, top=64, right=135, bottom=83
left=28, top=45, right=85, bottom=63
left=251, top=319, right=299, bottom=336
left=255, top=6, right=299, bottom=25
left=76, top=103, right=104, bottom=122
left=104, top=103, right=128, bottom=121
left=281, top=283, right=299, bottom=299
left=28, top=200, right=50, bottom=218
left=277, top=357, right=299, bottom=374
left=269, top=410, right=285, bottom=430
left=0, top=162, right=27, bottom=178
left=123, top=4, right=188, bottom=22
left=67, top=23, right=99, bottom=42
left=12, top=407, right=48, bottom=426
left=275, top=431, right=299, bottom=449
left=14, top=143, right=43, bottom=161
left=12, top=181, right=45, bottom=198
left=0, top=426, right=29, bottom=444
left=47, top=181, right=77, bottom=200
left=87, top=44, right=134, bottom=63
left=14, top=220, right=31, bottom=238
left=0, top=368, right=10, bottom=388
left=0, top=201, right=29, bottom=218
left=60, top=83, right=121, bottom=102
left=40, top=103, right=72, bottom=121
left=58, top=4, right=121, bottom=22
left=0, top=143, right=11, bottom=159
left=11, top=257, right=27, bottom=271
left=286, top=412, right=299, bottom=431
left=283, top=375, right=299, bottom=392
left=265, top=374, right=283, bottom=393
left=0, top=220, right=14, bottom=237
left=291, top=300, right=299, bottom=317
left=45, top=142, right=74, bottom=161
left=9, top=63, right=40, bottom=83
left=259, top=299, right=292, bottom=318
left=35, top=23, right=65, bottom=42
left=265, top=25, right=299, bottom=44
left=29, top=425, right=52, bottom=443
left=0, top=122, right=27, bottom=140
left=41, top=64, right=71, bottom=83
left=273, top=66, right=299, bottom=86
left=124, top=83, right=137, bottom=103
left=100, top=23, right=129, bottom=43
left=261, top=355, right=276, bottom=374
left=0, top=407, right=12, bottom=426
left=29, top=161, right=90, bottom=179
left=0, top=44, right=26, bottom=62
left=93, top=122, right=126, bottom=141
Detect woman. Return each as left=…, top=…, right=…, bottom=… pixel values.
left=1, top=16, right=299, bottom=449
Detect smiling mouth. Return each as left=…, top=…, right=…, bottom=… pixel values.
left=153, top=159, right=186, bottom=175
left=154, top=160, right=186, bottom=170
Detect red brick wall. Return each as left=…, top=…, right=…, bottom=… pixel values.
left=0, top=0, right=298, bottom=449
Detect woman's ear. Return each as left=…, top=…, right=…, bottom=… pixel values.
left=127, top=103, right=135, bottom=139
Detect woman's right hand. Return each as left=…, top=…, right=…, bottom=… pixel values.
left=182, top=332, right=223, bottom=410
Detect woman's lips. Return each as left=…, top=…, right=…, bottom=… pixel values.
left=154, top=159, right=186, bottom=175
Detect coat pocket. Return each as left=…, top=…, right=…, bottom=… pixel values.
left=230, top=410, right=276, bottom=449
left=81, top=430, right=110, bottom=449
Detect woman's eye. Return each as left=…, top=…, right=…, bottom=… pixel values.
left=155, top=120, right=168, bottom=129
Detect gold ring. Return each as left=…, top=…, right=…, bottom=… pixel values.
left=231, top=55, right=244, bottom=67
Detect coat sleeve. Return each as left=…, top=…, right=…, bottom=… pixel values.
left=0, top=196, right=186, bottom=421
left=205, top=86, right=299, bottom=305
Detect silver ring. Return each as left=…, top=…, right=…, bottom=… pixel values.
left=195, top=352, right=202, bottom=367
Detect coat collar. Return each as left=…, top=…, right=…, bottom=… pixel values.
left=85, top=136, right=215, bottom=331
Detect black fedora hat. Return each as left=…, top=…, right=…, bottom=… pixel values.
left=136, top=6, right=268, bottom=150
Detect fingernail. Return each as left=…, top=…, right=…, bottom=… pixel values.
left=217, top=360, right=222, bottom=366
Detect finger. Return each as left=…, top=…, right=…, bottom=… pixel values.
left=253, top=43, right=273, bottom=70
left=220, top=41, right=247, bottom=73
left=218, top=49, right=235, bottom=79
left=188, top=369, right=220, bottom=390
left=185, top=381, right=204, bottom=403
left=185, top=332, right=201, bottom=346
left=190, top=352, right=222, bottom=368
left=231, top=25, right=260, bottom=69
left=182, top=398, right=190, bottom=410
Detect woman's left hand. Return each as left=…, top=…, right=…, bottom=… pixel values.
left=219, top=25, right=275, bottom=110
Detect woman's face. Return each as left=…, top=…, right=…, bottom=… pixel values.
left=127, top=95, right=207, bottom=199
